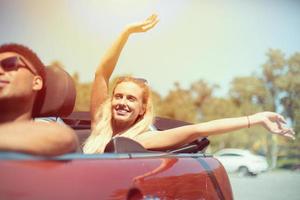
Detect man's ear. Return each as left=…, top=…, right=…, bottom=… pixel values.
left=32, top=75, right=43, bottom=91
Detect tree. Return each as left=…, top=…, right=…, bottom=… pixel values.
left=272, top=52, right=300, bottom=168
left=72, top=72, right=92, bottom=111
left=276, top=52, right=300, bottom=130
left=261, top=49, right=292, bottom=168
left=157, top=82, right=198, bottom=123
left=228, top=76, right=270, bottom=154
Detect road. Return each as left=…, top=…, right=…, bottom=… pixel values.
left=228, top=170, right=300, bottom=200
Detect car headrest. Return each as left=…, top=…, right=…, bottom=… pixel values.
left=34, top=66, right=76, bottom=117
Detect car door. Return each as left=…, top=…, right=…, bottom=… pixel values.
left=0, top=152, right=233, bottom=200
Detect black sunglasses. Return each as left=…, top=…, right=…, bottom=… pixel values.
left=0, top=56, right=37, bottom=75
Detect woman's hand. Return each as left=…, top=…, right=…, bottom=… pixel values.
left=125, top=14, right=159, bottom=34
left=251, top=112, right=295, bottom=140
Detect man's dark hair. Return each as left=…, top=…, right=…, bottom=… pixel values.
left=0, top=43, right=46, bottom=117
left=0, top=43, right=46, bottom=80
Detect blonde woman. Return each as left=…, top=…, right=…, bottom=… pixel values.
left=83, top=14, right=295, bottom=154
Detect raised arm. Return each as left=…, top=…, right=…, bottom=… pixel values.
left=135, top=112, right=295, bottom=150
left=90, top=14, right=159, bottom=127
left=0, top=121, right=79, bottom=156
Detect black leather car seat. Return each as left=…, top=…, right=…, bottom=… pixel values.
left=33, top=65, right=76, bottom=117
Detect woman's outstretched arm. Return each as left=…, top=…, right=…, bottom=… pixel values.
left=135, top=112, right=295, bottom=150
left=90, top=14, right=159, bottom=128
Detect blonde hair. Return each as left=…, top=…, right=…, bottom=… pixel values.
left=83, top=77, right=154, bottom=153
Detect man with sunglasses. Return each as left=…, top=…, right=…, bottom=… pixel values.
left=0, top=43, right=78, bottom=156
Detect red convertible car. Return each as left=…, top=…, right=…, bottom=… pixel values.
left=0, top=66, right=233, bottom=200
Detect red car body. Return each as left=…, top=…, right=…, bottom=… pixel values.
left=1, top=153, right=232, bottom=200
left=0, top=112, right=233, bottom=200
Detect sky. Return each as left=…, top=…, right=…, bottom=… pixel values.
left=1, top=0, right=299, bottom=97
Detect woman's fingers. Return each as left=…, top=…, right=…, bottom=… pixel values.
left=259, top=112, right=295, bottom=140
left=277, top=128, right=296, bottom=140
left=143, top=14, right=158, bottom=26
left=128, top=14, right=159, bottom=33
left=285, top=128, right=295, bottom=136
left=264, top=117, right=296, bottom=140
left=276, top=114, right=287, bottom=124
left=142, top=18, right=159, bottom=31
left=144, top=15, right=159, bottom=26
left=146, top=13, right=158, bottom=22
left=281, top=129, right=296, bottom=140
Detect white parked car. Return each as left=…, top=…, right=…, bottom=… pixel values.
left=214, top=148, right=268, bottom=176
